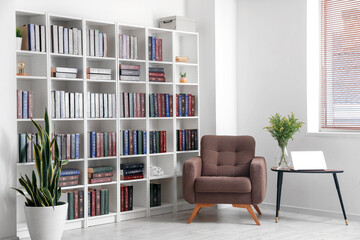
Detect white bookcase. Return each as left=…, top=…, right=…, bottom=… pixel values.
left=16, top=10, right=200, bottom=238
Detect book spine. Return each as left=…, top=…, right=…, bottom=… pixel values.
left=95, top=30, right=99, bottom=57
left=126, top=35, right=130, bottom=59
left=66, top=133, right=71, bottom=160
left=59, top=175, right=79, bottom=181
left=163, top=131, right=166, bottom=152
left=58, top=26, right=64, bottom=54
left=104, top=132, right=109, bottom=157
left=91, top=190, right=96, bottom=216
left=69, top=29, right=73, bottom=55
left=192, top=95, right=195, bottom=116
left=88, top=192, right=91, bottom=217
left=22, top=91, right=28, bottom=119
left=96, top=189, right=101, bottom=216
left=69, top=93, right=75, bottom=118
left=143, top=131, right=147, bottom=154
left=125, top=186, right=129, bottom=211
left=103, top=33, right=108, bottom=57
left=129, top=130, right=134, bottom=155
left=61, top=169, right=80, bottom=176
left=185, top=94, right=189, bottom=116
left=99, top=93, right=104, bottom=118
left=149, top=94, right=154, bottom=117
left=155, top=38, right=159, bottom=61
left=170, top=95, right=173, bottom=117
left=121, top=174, right=144, bottom=180
left=153, top=184, right=158, bottom=206
left=74, top=191, right=79, bottom=219
left=138, top=130, right=143, bottom=155
left=99, top=32, right=103, bottom=57
left=154, top=94, right=158, bottom=117
left=79, top=190, right=84, bottom=218
left=75, top=133, right=80, bottom=159
left=152, top=37, right=156, bottom=61
left=123, top=34, right=127, bottom=59
left=158, top=94, right=162, bottom=117
left=141, top=93, right=145, bottom=117
left=89, top=172, right=113, bottom=178
left=157, top=184, right=161, bottom=206
left=64, top=28, right=68, bottom=54
left=105, top=189, right=109, bottom=214
left=120, top=168, right=144, bottom=176
left=17, top=90, right=22, bottom=119
left=79, top=93, right=83, bottom=118
left=112, top=132, right=116, bottom=156
left=26, top=134, right=31, bottom=162
left=100, top=132, right=104, bottom=157
left=88, top=166, right=113, bottom=174
left=120, top=163, right=144, bottom=170
left=119, top=64, right=141, bottom=70
left=121, top=186, right=124, bottom=212
left=35, top=25, right=40, bottom=52
left=161, top=94, right=165, bottom=117
left=40, top=25, right=46, bottom=52
left=129, top=93, right=134, bottom=117
left=148, top=36, right=152, bottom=60
left=19, top=134, right=27, bottom=163
left=100, top=190, right=105, bottom=215
left=67, top=192, right=74, bottom=220
left=73, top=28, right=78, bottom=55
left=133, top=130, right=137, bottom=155
left=128, top=186, right=133, bottom=211
left=29, top=24, right=35, bottom=51
left=90, top=29, right=95, bottom=56
left=149, top=72, right=165, bottom=77
left=65, top=92, right=69, bottom=118
left=150, top=183, right=154, bottom=207
left=159, top=39, right=162, bottom=61
left=78, top=29, right=82, bottom=55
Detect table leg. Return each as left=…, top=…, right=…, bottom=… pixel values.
left=333, top=173, right=348, bottom=225
left=275, top=172, right=283, bottom=223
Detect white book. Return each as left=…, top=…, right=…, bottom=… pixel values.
left=119, top=92, right=123, bottom=118
left=90, top=93, right=95, bottom=118
left=40, top=25, right=46, bottom=52
left=35, top=25, right=40, bottom=52
left=99, top=32, right=103, bottom=57
left=29, top=24, right=35, bottom=51
left=95, top=93, right=99, bottom=118
left=65, top=92, right=69, bottom=118
left=89, top=29, right=94, bottom=56
left=130, top=36, right=134, bottom=59
left=103, top=33, right=107, bottom=57
left=103, top=93, right=108, bottom=118
left=118, top=34, right=122, bottom=58
left=87, top=92, right=91, bottom=118
left=74, top=92, right=79, bottom=118
left=95, top=29, right=99, bottom=57
left=108, top=93, right=112, bottom=118
left=122, top=34, right=127, bottom=59
left=52, top=25, right=58, bottom=53
left=79, top=93, right=83, bottom=118
left=134, top=36, right=138, bottom=59
left=112, top=94, right=116, bottom=118
left=126, top=35, right=130, bottom=59
left=58, top=26, right=64, bottom=54
left=64, top=28, right=69, bottom=54
left=77, top=29, right=82, bottom=55
left=73, top=28, right=78, bottom=55
left=51, top=91, right=55, bottom=118
left=99, top=93, right=104, bottom=118
left=60, top=91, right=65, bottom=118
left=55, top=91, right=60, bottom=118
left=70, top=93, right=75, bottom=118
left=69, top=29, right=73, bottom=55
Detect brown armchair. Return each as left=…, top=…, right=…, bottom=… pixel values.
left=183, top=135, right=267, bottom=225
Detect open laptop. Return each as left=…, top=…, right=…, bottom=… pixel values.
left=291, top=151, right=327, bottom=170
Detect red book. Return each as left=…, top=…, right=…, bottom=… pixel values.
left=159, top=39, right=162, bottom=61
left=58, top=180, right=79, bottom=187
left=108, top=133, right=112, bottom=156
left=179, top=130, right=183, bottom=151
left=161, top=94, right=165, bottom=117
left=74, top=191, right=79, bottom=219
left=89, top=177, right=112, bottom=184
left=28, top=91, right=33, bottom=119
left=100, top=132, right=104, bottom=157
left=96, top=189, right=101, bottom=216
left=158, top=94, right=162, bottom=117
left=112, top=132, right=116, bottom=156
left=188, top=95, right=192, bottom=116
left=155, top=38, right=160, bottom=61
left=96, top=132, right=101, bottom=157
left=192, top=95, right=195, bottom=116
left=89, top=172, right=113, bottom=179
left=149, top=77, right=165, bottom=82
left=17, top=90, right=22, bottom=119
left=124, top=92, right=129, bottom=118
left=59, top=175, right=80, bottom=182
left=149, top=72, right=165, bottom=77
left=176, top=94, right=179, bottom=117
left=119, top=64, right=140, bottom=70
left=137, top=93, right=141, bottom=118
left=162, top=131, right=166, bottom=152
left=160, top=131, right=164, bottom=153
left=121, top=174, right=144, bottom=180
left=170, top=95, right=173, bottom=117
left=134, top=93, right=137, bottom=118
left=141, top=93, right=145, bottom=117
left=125, top=186, right=129, bottom=211
left=129, top=131, right=134, bottom=155
left=66, top=134, right=71, bottom=160
left=91, top=190, right=96, bottom=216
left=121, top=186, right=124, bottom=212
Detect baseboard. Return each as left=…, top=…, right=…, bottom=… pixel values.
left=260, top=202, right=360, bottom=221
left=0, top=237, right=19, bottom=240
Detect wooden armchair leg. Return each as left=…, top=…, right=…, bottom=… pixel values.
left=233, top=204, right=260, bottom=226
left=253, top=205, right=262, bottom=215
left=187, top=204, right=214, bottom=224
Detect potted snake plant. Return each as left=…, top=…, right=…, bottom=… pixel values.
left=13, top=109, right=68, bottom=240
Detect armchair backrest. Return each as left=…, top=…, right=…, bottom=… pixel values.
left=200, top=135, right=255, bottom=177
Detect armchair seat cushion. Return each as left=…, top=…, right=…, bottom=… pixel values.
left=195, top=176, right=251, bottom=193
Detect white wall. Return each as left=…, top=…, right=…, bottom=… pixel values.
left=237, top=0, right=360, bottom=217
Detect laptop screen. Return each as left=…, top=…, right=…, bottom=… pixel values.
left=291, top=151, right=327, bottom=170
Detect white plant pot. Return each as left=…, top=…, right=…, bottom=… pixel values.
left=24, top=202, right=68, bottom=240
left=16, top=37, right=22, bottom=50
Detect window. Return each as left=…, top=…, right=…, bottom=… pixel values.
left=321, top=0, right=360, bottom=129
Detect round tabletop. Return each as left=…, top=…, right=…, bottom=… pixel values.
left=270, top=167, right=344, bottom=174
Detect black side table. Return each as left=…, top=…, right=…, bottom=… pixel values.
left=271, top=167, right=348, bottom=225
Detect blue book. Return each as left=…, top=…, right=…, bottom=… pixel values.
left=149, top=94, right=154, bottom=117
left=75, top=133, right=80, bottom=159
left=64, top=28, right=69, bottom=54
left=91, top=131, right=96, bottom=158
left=129, top=93, right=134, bottom=117
left=123, top=130, right=129, bottom=155
left=133, top=131, right=137, bottom=155
left=185, top=94, right=189, bottom=116
left=152, top=37, right=156, bottom=60
left=165, top=94, right=170, bottom=117
left=154, top=94, right=158, bottom=117
left=149, top=131, right=153, bottom=154
left=28, top=24, right=35, bottom=51
left=178, top=94, right=182, bottom=117
left=143, top=131, right=147, bottom=154
left=71, top=134, right=76, bottom=159
left=182, top=130, right=186, bottom=151
left=22, top=91, right=28, bottom=119
left=60, top=169, right=80, bottom=176
left=99, top=32, right=103, bottom=57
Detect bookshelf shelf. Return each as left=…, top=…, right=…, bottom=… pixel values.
left=16, top=10, right=199, bottom=238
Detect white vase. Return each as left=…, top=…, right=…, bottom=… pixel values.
left=24, top=202, right=68, bottom=240
left=16, top=37, right=22, bottom=50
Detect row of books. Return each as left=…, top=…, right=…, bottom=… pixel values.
left=51, top=67, right=78, bottom=79
left=121, top=130, right=147, bottom=156
left=60, top=169, right=80, bottom=187
left=149, top=93, right=173, bottom=117
left=119, top=34, right=138, bottom=59
left=51, top=25, right=82, bottom=55
left=120, top=163, right=144, bottom=181
left=119, top=92, right=146, bottom=118
left=176, top=94, right=196, bottom=117
left=87, top=67, right=112, bottom=80
left=18, top=133, right=38, bottom=163
left=88, top=188, right=110, bottom=216
left=17, top=90, right=33, bottom=119
left=148, top=36, right=162, bottom=61
left=51, top=91, right=83, bottom=119
left=88, top=166, right=114, bottom=184
left=53, top=133, right=81, bottom=160
left=20, top=24, right=46, bottom=52
left=120, top=185, right=134, bottom=212
left=88, top=29, right=108, bottom=57
left=176, top=129, right=198, bottom=152
left=150, top=183, right=161, bottom=207
left=149, top=131, right=167, bottom=154
left=149, top=67, right=166, bottom=82
left=119, top=64, right=141, bottom=81
left=88, top=132, right=117, bottom=158
left=64, top=190, right=84, bottom=220
left=87, top=92, right=116, bottom=118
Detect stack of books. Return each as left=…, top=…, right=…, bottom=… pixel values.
left=176, top=129, right=198, bottom=152
left=88, top=167, right=114, bottom=184
left=59, top=169, right=80, bottom=187
left=120, top=185, right=134, bottom=212
left=119, top=34, right=138, bottom=59
left=51, top=91, right=83, bottom=119
left=149, top=67, right=165, bottom=82
left=17, top=90, right=33, bottom=119
left=120, top=163, right=144, bottom=180
left=19, top=24, right=46, bottom=52
left=87, top=92, right=116, bottom=118
left=149, top=131, right=167, bottom=154
left=150, top=183, right=161, bottom=207
left=64, top=190, right=84, bottom=220
left=18, top=133, right=38, bottom=163
left=51, top=67, right=78, bottom=79
left=148, top=36, right=162, bottom=61
left=53, top=133, right=80, bottom=160
left=86, top=67, right=112, bottom=80
left=88, top=131, right=116, bottom=158
left=119, top=92, right=146, bottom=118
left=88, top=29, right=108, bottom=57
left=88, top=188, right=110, bottom=216
left=119, top=64, right=141, bottom=81
left=51, top=25, right=82, bottom=55
left=121, top=130, right=147, bottom=155
left=149, top=93, right=173, bottom=117
left=176, top=93, right=196, bottom=117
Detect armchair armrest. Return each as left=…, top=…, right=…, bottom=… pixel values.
left=182, top=156, right=202, bottom=204
left=250, top=156, right=267, bottom=205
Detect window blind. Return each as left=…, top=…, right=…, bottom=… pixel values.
left=321, top=0, right=360, bottom=128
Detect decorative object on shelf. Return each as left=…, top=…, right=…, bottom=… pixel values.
left=179, top=72, right=187, bottom=83
left=264, top=113, right=304, bottom=169
left=16, top=27, right=22, bottom=50
left=159, top=16, right=196, bottom=32
left=150, top=165, right=164, bottom=176
left=13, top=109, right=69, bottom=240
left=16, top=61, right=28, bottom=76
left=176, top=56, right=189, bottom=63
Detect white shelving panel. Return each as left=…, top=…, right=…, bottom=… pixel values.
left=16, top=10, right=199, bottom=239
